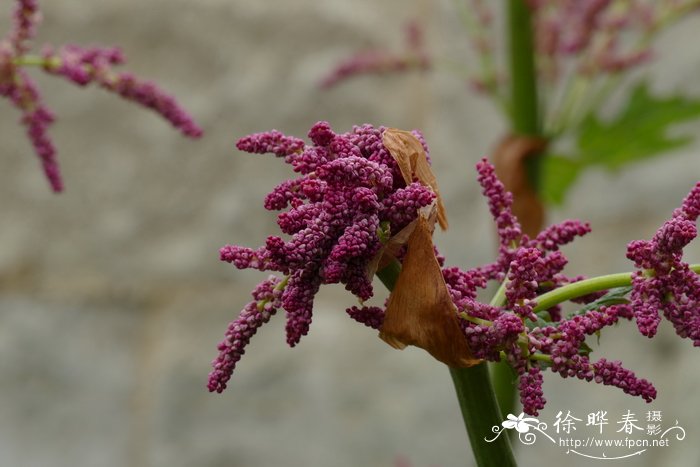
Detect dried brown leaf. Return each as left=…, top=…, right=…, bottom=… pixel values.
left=492, top=134, right=548, bottom=238
left=382, top=128, right=448, bottom=230
left=378, top=209, right=479, bottom=368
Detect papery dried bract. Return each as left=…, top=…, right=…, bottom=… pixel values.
left=382, top=128, right=448, bottom=230
left=492, top=134, right=547, bottom=238
left=379, top=208, right=479, bottom=367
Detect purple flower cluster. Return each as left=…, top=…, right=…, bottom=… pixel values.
left=530, top=0, right=657, bottom=78
left=210, top=121, right=437, bottom=391
left=211, top=126, right=700, bottom=418
left=1, top=1, right=61, bottom=191
left=441, top=159, right=659, bottom=415
left=627, top=182, right=700, bottom=344
left=319, top=20, right=430, bottom=89
left=42, top=44, right=203, bottom=139
left=0, top=0, right=202, bottom=192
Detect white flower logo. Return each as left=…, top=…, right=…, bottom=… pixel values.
left=502, top=413, right=540, bottom=433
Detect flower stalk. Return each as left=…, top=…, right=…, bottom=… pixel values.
left=377, top=265, right=518, bottom=467
left=491, top=0, right=544, bottom=421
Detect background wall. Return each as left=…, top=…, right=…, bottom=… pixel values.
left=1, top=1, right=700, bottom=466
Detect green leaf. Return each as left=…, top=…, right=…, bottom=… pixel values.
left=568, top=286, right=633, bottom=319
left=578, top=341, right=593, bottom=358
left=577, top=82, right=700, bottom=170
left=526, top=312, right=551, bottom=331
left=540, top=82, right=700, bottom=204
left=539, top=155, right=581, bottom=205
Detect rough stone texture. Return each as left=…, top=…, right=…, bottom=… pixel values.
left=1, top=1, right=700, bottom=466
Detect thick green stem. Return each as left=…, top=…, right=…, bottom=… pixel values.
left=499, top=0, right=542, bottom=422
left=450, top=365, right=517, bottom=467
left=489, top=360, right=517, bottom=422
left=376, top=263, right=517, bottom=467
left=507, top=0, right=539, bottom=137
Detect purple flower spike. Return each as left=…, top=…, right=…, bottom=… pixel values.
left=208, top=276, right=284, bottom=393
left=99, top=71, right=203, bottom=138
left=236, top=129, right=305, bottom=157
left=519, top=367, right=546, bottom=416
left=476, top=158, right=523, bottom=279
left=282, top=270, right=320, bottom=347
left=506, top=247, right=547, bottom=320
left=674, top=182, right=700, bottom=221
left=9, top=0, right=40, bottom=54
left=592, top=358, right=656, bottom=403
left=1, top=66, right=63, bottom=192
left=533, top=219, right=591, bottom=252
left=346, top=305, right=385, bottom=330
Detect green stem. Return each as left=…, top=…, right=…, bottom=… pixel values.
left=495, top=0, right=543, bottom=425
left=12, top=54, right=59, bottom=68
left=376, top=260, right=401, bottom=291
left=376, top=263, right=517, bottom=467
left=532, top=264, right=700, bottom=313
left=489, top=359, right=517, bottom=424
left=450, top=365, right=517, bottom=467
left=507, top=0, right=544, bottom=195
left=488, top=270, right=518, bottom=420
left=507, top=0, right=539, bottom=137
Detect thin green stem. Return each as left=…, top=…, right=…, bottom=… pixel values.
left=489, top=277, right=509, bottom=308
left=256, top=275, right=289, bottom=312
left=459, top=313, right=493, bottom=327
left=487, top=270, right=519, bottom=420
left=528, top=352, right=552, bottom=363
left=532, top=264, right=700, bottom=314
left=375, top=263, right=517, bottom=467
left=12, top=54, right=58, bottom=68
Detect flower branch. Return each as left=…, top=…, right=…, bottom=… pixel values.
left=1, top=0, right=202, bottom=192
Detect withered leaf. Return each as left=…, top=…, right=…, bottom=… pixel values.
left=382, top=128, right=448, bottom=230
left=492, top=134, right=548, bottom=238
left=378, top=209, right=480, bottom=368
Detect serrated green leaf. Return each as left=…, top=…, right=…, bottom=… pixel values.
left=577, top=82, right=700, bottom=170
left=539, top=154, right=581, bottom=205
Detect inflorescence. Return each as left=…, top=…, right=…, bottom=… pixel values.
left=0, top=0, right=202, bottom=192
left=319, top=20, right=430, bottom=89
left=210, top=121, right=700, bottom=417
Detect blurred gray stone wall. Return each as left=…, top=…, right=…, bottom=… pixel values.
left=1, top=1, right=700, bottom=466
